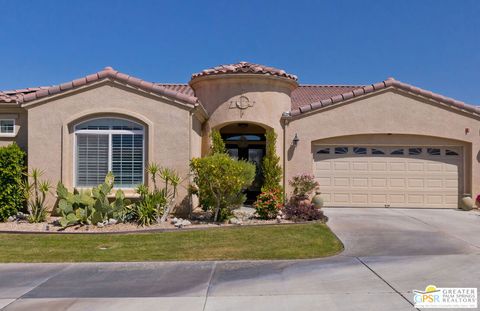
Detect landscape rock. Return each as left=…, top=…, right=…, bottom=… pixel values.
left=108, top=218, right=117, bottom=225
left=229, top=218, right=243, bottom=225
left=276, top=215, right=282, bottom=223
left=7, top=216, right=15, bottom=222
left=191, top=208, right=213, bottom=221
left=97, top=222, right=104, bottom=228
left=174, top=219, right=191, bottom=228
left=16, top=212, right=27, bottom=220
left=232, top=206, right=256, bottom=221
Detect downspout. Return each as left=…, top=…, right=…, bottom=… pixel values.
left=188, top=108, right=193, bottom=217
left=281, top=112, right=290, bottom=204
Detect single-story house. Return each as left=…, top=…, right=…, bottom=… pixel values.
left=0, top=62, right=478, bottom=210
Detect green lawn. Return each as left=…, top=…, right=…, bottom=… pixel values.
left=0, top=223, right=342, bottom=262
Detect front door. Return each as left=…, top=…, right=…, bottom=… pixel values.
left=226, top=142, right=265, bottom=203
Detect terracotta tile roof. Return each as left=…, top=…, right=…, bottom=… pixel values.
left=0, top=87, right=50, bottom=104
left=10, top=67, right=199, bottom=106
left=151, top=83, right=361, bottom=110
left=291, top=85, right=364, bottom=110
left=154, top=83, right=195, bottom=97
left=191, top=61, right=298, bottom=81
left=289, top=77, right=479, bottom=117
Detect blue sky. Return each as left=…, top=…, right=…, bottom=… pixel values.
left=1, top=0, right=479, bottom=103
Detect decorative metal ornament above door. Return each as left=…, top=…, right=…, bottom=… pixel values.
left=229, top=95, right=255, bottom=118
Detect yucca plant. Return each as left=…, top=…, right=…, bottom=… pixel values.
left=159, top=167, right=181, bottom=222
left=24, top=168, right=51, bottom=223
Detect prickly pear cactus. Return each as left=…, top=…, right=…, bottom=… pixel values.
left=56, top=172, right=130, bottom=228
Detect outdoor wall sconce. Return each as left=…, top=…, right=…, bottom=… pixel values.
left=292, top=133, right=300, bottom=146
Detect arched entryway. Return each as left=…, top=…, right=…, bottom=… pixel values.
left=219, top=123, right=267, bottom=203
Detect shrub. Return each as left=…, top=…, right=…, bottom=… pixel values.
left=134, top=184, right=166, bottom=226
left=284, top=200, right=328, bottom=222
left=254, top=188, right=283, bottom=219
left=289, top=174, right=319, bottom=197
left=56, top=172, right=131, bottom=227
left=0, top=143, right=26, bottom=221
left=23, top=168, right=51, bottom=223
left=191, top=153, right=256, bottom=222
left=261, top=130, right=282, bottom=193
left=210, top=129, right=227, bottom=155
left=129, top=163, right=181, bottom=226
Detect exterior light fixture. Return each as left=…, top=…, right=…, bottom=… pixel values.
left=292, top=133, right=300, bottom=146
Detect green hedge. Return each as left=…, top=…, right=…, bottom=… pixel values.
left=0, top=143, right=26, bottom=221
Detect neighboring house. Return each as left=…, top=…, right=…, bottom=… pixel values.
left=0, top=62, right=479, bottom=210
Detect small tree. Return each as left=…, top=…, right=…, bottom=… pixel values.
left=0, top=143, right=26, bottom=221
left=191, top=153, right=255, bottom=222
left=261, top=130, right=282, bottom=192
left=210, top=129, right=226, bottom=155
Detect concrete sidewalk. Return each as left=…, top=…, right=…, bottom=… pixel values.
left=1, top=208, right=479, bottom=311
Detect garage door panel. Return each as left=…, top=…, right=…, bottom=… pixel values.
left=444, top=164, right=459, bottom=172
left=408, top=178, right=424, bottom=188
left=334, top=162, right=349, bottom=170
left=426, top=195, right=443, bottom=204
left=390, top=162, right=406, bottom=171
left=371, top=194, right=388, bottom=203
left=315, top=162, right=331, bottom=171
left=407, top=194, right=424, bottom=204
left=371, top=162, right=388, bottom=171
left=444, top=179, right=458, bottom=189
left=334, top=177, right=349, bottom=187
left=352, top=177, right=368, bottom=187
left=426, top=179, right=443, bottom=188
left=390, top=194, right=406, bottom=204
left=371, top=178, right=388, bottom=187
left=426, top=163, right=443, bottom=171
left=317, top=177, right=331, bottom=186
left=445, top=195, right=458, bottom=204
left=333, top=193, right=350, bottom=203
left=390, top=178, right=406, bottom=187
left=352, top=194, right=368, bottom=204
left=314, top=145, right=462, bottom=208
left=352, top=161, right=368, bottom=171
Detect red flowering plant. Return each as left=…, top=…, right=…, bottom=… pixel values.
left=476, top=194, right=480, bottom=206
left=254, top=188, right=283, bottom=220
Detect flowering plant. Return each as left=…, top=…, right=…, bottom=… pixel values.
left=476, top=194, right=480, bottom=205
left=289, top=174, right=319, bottom=197
left=284, top=201, right=327, bottom=222
left=254, top=188, right=283, bottom=220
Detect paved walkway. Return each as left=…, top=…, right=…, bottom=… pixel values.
left=1, top=208, right=479, bottom=311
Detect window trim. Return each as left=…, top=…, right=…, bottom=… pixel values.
left=73, top=117, right=145, bottom=189
left=0, top=119, right=15, bottom=137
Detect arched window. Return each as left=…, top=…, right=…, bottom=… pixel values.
left=74, top=118, right=144, bottom=188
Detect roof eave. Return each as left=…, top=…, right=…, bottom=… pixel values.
left=287, top=78, right=480, bottom=119
left=19, top=67, right=199, bottom=108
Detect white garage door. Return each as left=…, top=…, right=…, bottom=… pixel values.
left=313, top=146, right=463, bottom=208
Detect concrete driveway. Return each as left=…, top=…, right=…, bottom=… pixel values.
left=1, top=208, right=479, bottom=311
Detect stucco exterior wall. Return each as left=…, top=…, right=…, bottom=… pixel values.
left=190, top=75, right=295, bottom=162
left=26, top=81, right=193, bottom=209
left=285, top=88, right=480, bottom=197
left=0, top=107, right=28, bottom=151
